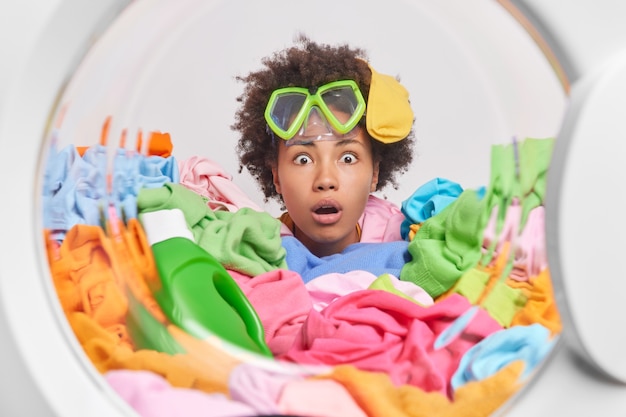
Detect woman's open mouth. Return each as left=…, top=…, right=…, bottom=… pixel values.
left=315, top=205, right=338, bottom=215
left=312, top=200, right=342, bottom=224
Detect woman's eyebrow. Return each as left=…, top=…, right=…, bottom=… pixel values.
left=290, top=141, right=316, bottom=148
left=285, top=138, right=365, bottom=150
left=335, top=138, right=364, bottom=147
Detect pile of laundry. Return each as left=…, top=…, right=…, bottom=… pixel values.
left=42, top=122, right=561, bottom=417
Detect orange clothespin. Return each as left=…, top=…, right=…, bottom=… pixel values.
left=119, top=128, right=127, bottom=149
left=136, top=129, right=143, bottom=154
left=100, top=116, right=112, bottom=146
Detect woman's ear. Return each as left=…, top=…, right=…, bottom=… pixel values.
left=370, top=160, right=380, bottom=192
left=272, top=165, right=282, bottom=194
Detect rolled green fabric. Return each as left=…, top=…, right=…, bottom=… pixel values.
left=400, top=189, right=486, bottom=298
left=137, top=183, right=287, bottom=276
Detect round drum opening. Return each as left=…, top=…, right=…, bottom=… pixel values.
left=36, top=0, right=568, bottom=415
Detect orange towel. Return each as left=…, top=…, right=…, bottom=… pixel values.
left=47, top=225, right=130, bottom=346
left=323, top=361, right=524, bottom=417
left=68, top=311, right=232, bottom=395
left=47, top=221, right=237, bottom=395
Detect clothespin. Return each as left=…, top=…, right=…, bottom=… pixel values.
left=100, top=116, right=112, bottom=146
left=119, top=128, right=127, bottom=149
left=136, top=129, right=143, bottom=154
left=495, top=136, right=523, bottom=283
left=98, top=202, right=107, bottom=231
left=512, top=135, right=520, bottom=181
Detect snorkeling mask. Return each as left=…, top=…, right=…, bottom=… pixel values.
left=264, top=64, right=414, bottom=146
left=265, top=80, right=366, bottom=145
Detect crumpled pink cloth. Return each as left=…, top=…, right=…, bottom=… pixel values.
left=228, top=362, right=367, bottom=417
left=105, top=369, right=256, bottom=417
left=228, top=362, right=302, bottom=415
left=305, top=270, right=434, bottom=312
left=229, top=268, right=313, bottom=355
left=358, top=194, right=405, bottom=242
left=278, top=378, right=368, bottom=417
left=482, top=201, right=522, bottom=264
left=482, top=202, right=547, bottom=282
left=509, top=206, right=547, bottom=281
left=178, top=155, right=263, bottom=212
left=279, top=292, right=502, bottom=397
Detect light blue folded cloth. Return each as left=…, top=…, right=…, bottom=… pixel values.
left=451, top=323, right=555, bottom=391
left=282, top=236, right=411, bottom=283
left=400, top=177, right=464, bottom=240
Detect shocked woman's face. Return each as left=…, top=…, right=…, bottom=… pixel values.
left=272, top=114, right=379, bottom=257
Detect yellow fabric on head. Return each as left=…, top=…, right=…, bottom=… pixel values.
left=366, top=64, right=414, bottom=144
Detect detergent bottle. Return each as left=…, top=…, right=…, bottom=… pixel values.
left=140, top=208, right=272, bottom=357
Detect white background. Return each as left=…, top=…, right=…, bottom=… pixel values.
left=1, top=1, right=625, bottom=416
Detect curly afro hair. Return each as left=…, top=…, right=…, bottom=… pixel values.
left=232, top=34, right=416, bottom=204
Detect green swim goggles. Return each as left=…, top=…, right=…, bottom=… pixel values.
left=264, top=80, right=366, bottom=145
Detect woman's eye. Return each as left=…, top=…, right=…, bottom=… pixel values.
left=294, top=154, right=312, bottom=165
left=339, top=152, right=358, bottom=164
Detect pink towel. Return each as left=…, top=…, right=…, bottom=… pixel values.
left=105, top=369, right=256, bottom=417
left=280, top=292, right=502, bottom=397
left=178, top=156, right=263, bottom=212
left=230, top=269, right=313, bottom=355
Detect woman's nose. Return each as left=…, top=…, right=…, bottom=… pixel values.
left=314, top=162, right=338, bottom=191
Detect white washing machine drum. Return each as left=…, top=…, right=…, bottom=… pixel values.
left=1, top=0, right=624, bottom=416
